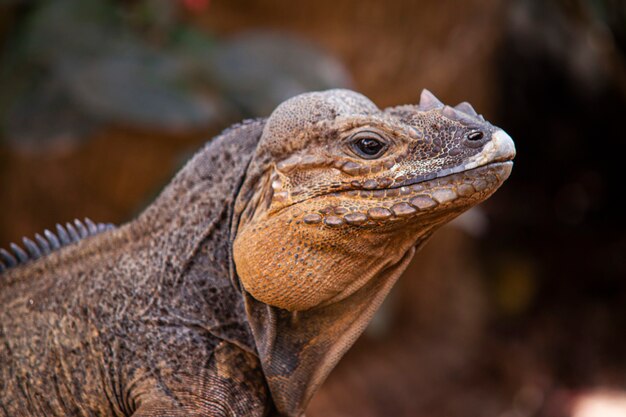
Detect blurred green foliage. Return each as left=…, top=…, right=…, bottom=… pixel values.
left=0, top=0, right=350, bottom=152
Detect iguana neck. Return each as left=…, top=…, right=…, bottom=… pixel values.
left=121, top=119, right=266, bottom=350
left=133, top=119, right=263, bottom=269
left=239, top=235, right=436, bottom=417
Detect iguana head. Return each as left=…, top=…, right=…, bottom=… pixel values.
left=233, top=89, right=515, bottom=312
left=232, top=89, right=515, bottom=415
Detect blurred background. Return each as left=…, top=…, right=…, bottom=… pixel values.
left=1, top=0, right=625, bottom=416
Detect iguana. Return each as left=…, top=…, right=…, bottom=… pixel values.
left=0, top=89, right=515, bottom=417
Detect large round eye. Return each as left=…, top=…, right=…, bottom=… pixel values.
left=350, top=132, right=388, bottom=159
left=467, top=130, right=485, bottom=141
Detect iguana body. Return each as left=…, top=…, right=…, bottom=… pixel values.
left=0, top=89, right=515, bottom=416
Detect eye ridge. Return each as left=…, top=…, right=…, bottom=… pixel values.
left=350, top=132, right=388, bottom=159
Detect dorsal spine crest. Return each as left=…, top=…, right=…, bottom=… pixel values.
left=0, top=218, right=114, bottom=273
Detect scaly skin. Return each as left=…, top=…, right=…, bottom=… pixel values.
left=0, top=89, right=515, bottom=417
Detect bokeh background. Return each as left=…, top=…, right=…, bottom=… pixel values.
left=1, top=1, right=625, bottom=416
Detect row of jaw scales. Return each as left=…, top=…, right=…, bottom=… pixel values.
left=300, top=161, right=513, bottom=228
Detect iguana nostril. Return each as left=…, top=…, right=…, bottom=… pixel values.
left=467, top=131, right=484, bottom=141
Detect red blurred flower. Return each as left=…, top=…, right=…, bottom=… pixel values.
left=181, top=0, right=210, bottom=13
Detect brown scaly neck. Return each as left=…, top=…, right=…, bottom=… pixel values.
left=119, top=119, right=267, bottom=350
left=237, top=235, right=434, bottom=417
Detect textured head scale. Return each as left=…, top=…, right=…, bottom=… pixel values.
left=255, top=89, right=379, bottom=161
left=234, top=89, right=515, bottom=312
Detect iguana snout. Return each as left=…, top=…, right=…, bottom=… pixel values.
left=234, top=89, right=515, bottom=312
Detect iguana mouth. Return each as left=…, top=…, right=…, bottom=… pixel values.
left=354, top=159, right=514, bottom=194
left=300, top=161, right=513, bottom=227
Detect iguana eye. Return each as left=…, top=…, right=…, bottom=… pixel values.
left=350, top=132, right=388, bottom=159
left=467, top=130, right=484, bottom=141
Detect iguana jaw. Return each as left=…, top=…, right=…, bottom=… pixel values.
left=294, top=160, right=513, bottom=229
left=233, top=159, right=512, bottom=313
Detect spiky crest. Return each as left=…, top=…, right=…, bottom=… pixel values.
left=0, top=218, right=114, bottom=273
